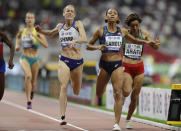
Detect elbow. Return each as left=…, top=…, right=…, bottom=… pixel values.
left=10, top=44, right=15, bottom=51
left=82, top=38, right=87, bottom=44
left=86, top=45, right=90, bottom=50
left=11, top=44, right=14, bottom=49
left=44, top=44, right=48, bottom=48
left=84, top=40, right=87, bottom=43
left=84, top=37, right=87, bottom=43
left=15, top=47, right=20, bottom=52
left=86, top=44, right=92, bottom=50
left=42, top=42, right=48, bottom=48
left=43, top=40, right=48, bottom=48
left=154, top=46, right=159, bottom=50
left=80, top=36, right=87, bottom=43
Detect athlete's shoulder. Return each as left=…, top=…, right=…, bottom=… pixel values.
left=140, top=29, right=149, bottom=35
left=0, top=31, right=5, bottom=37
left=75, top=20, right=83, bottom=27
left=19, top=28, right=25, bottom=33
left=75, top=20, right=82, bottom=24
left=120, top=27, right=127, bottom=32
left=0, top=31, right=7, bottom=41
left=120, top=27, right=129, bottom=37
left=98, top=27, right=104, bottom=35
left=140, top=29, right=151, bottom=37
left=16, top=29, right=24, bottom=39
left=75, top=20, right=86, bottom=29
left=99, top=26, right=104, bottom=31
left=56, top=23, right=63, bottom=28
left=54, top=23, right=63, bottom=32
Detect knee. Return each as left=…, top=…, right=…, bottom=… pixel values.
left=71, top=83, right=81, bottom=95
left=73, top=88, right=80, bottom=95
left=113, top=90, right=121, bottom=101
left=123, top=90, right=131, bottom=97
left=122, top=84, right=132, bottom=97
left=25, top=75, right=32, bottom=81
left=32, top=81, right=36, bottom=87
left=60, top=85, right=67, bottom=93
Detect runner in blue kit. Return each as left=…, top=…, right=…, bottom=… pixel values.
left=0, top=31, right=14, bottom=101
left=35, top=4, right=87, bottom=125
left=16, top=12, right=48, bottom=109
left=86, top=8, right=157, bottom=131
left=122, top=13, right=160, bottom=129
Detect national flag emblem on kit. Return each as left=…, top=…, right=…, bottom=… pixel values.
left=0, top=42, right=3, bottom=53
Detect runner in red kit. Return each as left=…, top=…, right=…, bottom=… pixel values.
left=122, top=13, right=160, bottom=129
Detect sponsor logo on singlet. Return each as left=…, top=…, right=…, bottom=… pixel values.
left=125, top=43, right=143, bottom=59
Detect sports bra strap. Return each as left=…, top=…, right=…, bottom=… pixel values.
left=117, top=27, right=121, bottom=33
left=72, top=20, right=76, bottom=28
left=60, top=23, right=65, bottom=31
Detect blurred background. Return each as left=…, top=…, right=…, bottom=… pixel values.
left=1, top=0, right=181, bottom=123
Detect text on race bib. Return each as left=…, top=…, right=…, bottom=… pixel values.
left=125, top=43, right=143, bottom=58
left=105, top=36, right=122, bottom=51
left=22, top=36, right=34, bottom=48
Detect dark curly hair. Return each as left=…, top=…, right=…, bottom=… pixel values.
left=105, top=8, right=120, bottom=24
left=125, top=13, right=142, bottom=26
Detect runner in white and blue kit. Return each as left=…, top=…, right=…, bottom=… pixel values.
left=35, top=4, right=87, bottom=125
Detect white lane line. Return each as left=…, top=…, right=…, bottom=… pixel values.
left=70, top=102, right=181, bottom=131
left=2, top=100, right=88, bottom=131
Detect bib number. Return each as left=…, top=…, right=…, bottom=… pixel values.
left=125, top=43, right=143, bottom=59
left=105, top=36, right=122, bottom=51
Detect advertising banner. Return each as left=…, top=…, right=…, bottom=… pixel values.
left=139, top=87, right=171, bottom=120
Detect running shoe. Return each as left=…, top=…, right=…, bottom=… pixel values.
left=27, top=103, right=32, bottom=109
left=60, top=116, right=67, bottom=125
left=112, top=124, right=121, bottom=131
left=126, top=120, right=132, bottom=129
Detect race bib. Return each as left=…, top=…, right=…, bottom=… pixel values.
left=22, top=36, right=33, bottom=48
left=105, top=36, right=122, bottom=51
left=125, top=43, right=143, bottom=59
left=60, top=32, right=73, bottom=48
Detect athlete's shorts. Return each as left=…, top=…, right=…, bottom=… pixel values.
left=122, top=62, right=144, bottom=77
left=20, top=55, right=39, bottom=67
left=0, top=61, right=5, bottom=72
left=99, top=60, right=122, bottom=75
left=60, top=55, right=84, bottom=71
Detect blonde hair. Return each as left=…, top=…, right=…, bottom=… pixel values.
left=63, top=4, right=75, bottom=13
